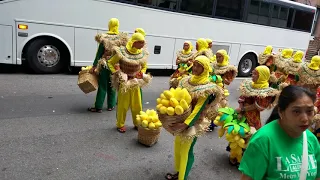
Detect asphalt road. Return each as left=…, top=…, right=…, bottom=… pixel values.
left=0, top=70, right=272, bottom=180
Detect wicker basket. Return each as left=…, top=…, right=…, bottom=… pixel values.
left=157, top=106, right=192, bottom=135
left=119, top=59, right=141, bottom=76
left=138, top=126, right=161, bottom=147
left=77, top=70, right=98, bottom=94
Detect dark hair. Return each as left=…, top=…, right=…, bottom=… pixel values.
left=265, top=85, right=316, bottom=124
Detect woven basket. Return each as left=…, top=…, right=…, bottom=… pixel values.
left=169, top=78, right=179, bottom=88
left=157, top=106, right=192, bottom=135
left=77, top=70, right=98, bottom=94
left=138, top=126, right=161, bottom=147
left=119, top=59, right=141, bottom=76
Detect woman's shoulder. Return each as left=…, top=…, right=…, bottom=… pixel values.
left=306, top=130, right=319, bottom=145
left=249, top=121, right=278, bottom=143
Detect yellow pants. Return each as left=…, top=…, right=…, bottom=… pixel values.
left=174, top=136, right=197, bottom=180
left=116, top=86, right=142, bottom=128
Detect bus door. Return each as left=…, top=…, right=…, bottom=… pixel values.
left=0, top=25, right=13, bottom=64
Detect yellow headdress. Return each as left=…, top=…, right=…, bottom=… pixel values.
left=126, top=33, right=145, bottom=55
left=206, top=38, right=213, bottom=48
left=190, top=55, right=212, bottom=84
left=252, top=65, right=270, bottom=89
left=107, top=18, right=119, bottom=35
left=196, top=38, right=209, bottom=52
left=281, top=48, right=294, bottom=59
left=292, top=51, right=304, bottom=63
left=308, top=55, right=320, bottom=71
left=263, top=46, right=273, bottom=55
left=135, top=28, right=146, bottom=37
left=182, top=41, right=193, bottom=55
left=216, top=49, right=229, bottom=67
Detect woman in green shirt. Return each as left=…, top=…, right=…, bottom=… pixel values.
left=239, top=85, right=320, bottom=180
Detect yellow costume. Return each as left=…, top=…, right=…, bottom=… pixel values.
left=107, top=33, right=152, bottom=132
left=206, top=38, right=214, bottom=60
left=167, top=56, right=223, bottom=180
left=170, top=41, right=194, bottom=88
left=258, top=45, right=274, bottom=65
left=193, top=38, right=214, bottom=62
left=298, top=55, right=320, bottom=92
left=282, top=51, right=303, bottom=85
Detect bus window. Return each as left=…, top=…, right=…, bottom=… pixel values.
left=271, top=5, right=289, bottom=28
left=214, top=0, right=245, bottom=20
left=138, top=0, right=177, bottom=10
left=293, top=10, right=314, bottom=32
left=180, top=0, right=214, bottom=16
left=247, top=0, right=271, bottom=25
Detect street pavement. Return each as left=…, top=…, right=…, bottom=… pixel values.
left=0, top=71, right=272, bottom=180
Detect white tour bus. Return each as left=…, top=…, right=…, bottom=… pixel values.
left=0, top=0, right=317, bottom=76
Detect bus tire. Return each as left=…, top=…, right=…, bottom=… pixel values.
left=238, top=54, right=257, bottom=77
left=26, top=38, right=67, bottom=74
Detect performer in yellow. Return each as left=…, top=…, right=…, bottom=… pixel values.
left=297, top=55, right=320, bottom=92
left=88, top=18, right=128, bottom=113
left=107, top=33, right=152, bottom=133
left=135, top=28, right=146, bottom=37
left=206, top=38, right=214, bottom=59
left=258, top=45, right=275, bottom=67
left=282, top=50, right=303, bottom=85
left=207, top=50, right=238, bottom=131
left=169, top=41, right=194, bottom=88
left=193, top=38, right=214, bottom=62
left=165, top=56, right=223, bottom=180
left=269, top=48, right=293, bottom=89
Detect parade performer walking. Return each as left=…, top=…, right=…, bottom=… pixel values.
left=227, top=65, right=279, bottom=166
left=298, top=55, right=320, bottom=93
left=206, top=38, right=214, bottom=61
left=169, top=41, right=194, bottom=88
left=207, top=49, right=237, bottom=131
left=258, top=45, right=275, bottom=67
left=193, top=38, right=214, bottom=61
left=282, top=50, right=304, bottom=85
left=165, top=55, right=223, bottom=180
left=269, top=48, right=293, bottom=89
left=88, top=18, right=128, bottom=113
left=107, top=32, right=152, bottom=133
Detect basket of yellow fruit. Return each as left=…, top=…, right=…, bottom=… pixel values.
left=136, top=109, right=163, bottom=147
left=156, top=87, right=192, bottom=135
left=77, top=66, right=98, bottom=94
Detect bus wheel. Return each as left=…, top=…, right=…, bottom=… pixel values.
left=238, top=54, right=257, bottom=77
left=26, top=38, right=67, bottom=73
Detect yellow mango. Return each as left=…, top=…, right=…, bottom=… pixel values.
left=184, top=92, right=192, bottom=105
left=136, top=118, right=142, bottom=126
left=175, top=105, right=184, bottom=115
left=167, top=107, right=175, bottom=116
left=142, top=120, right=148, bottom=128
left=159, top=106, right=167, bottom=114
left=156, top=104, right=163, bottom=110
left=160, top=93, right=167, bottom=100
left=140, top=114, right=148, bottom=121
left=147, top=116, right=153, bottom=123
left=234, top=135, right=240, bottom=141
left=152, top=116, right=158, bottom=123
left=154, top=121, right=162, bottom=128
left=140, top=111, right=146, bottom=115
left=180, top=99, right=189, bottom=110
left=170, top=98, right=179, bottom=107
left=161, top=99, right=170, bottom=107
left=148, top=122, right=156, bottom=130
left=163, top=90, right=174, bottom=99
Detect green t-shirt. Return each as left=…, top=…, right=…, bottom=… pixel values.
left=239, top=120, right=320, bottom=180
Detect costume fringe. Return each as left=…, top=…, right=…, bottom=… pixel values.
left=176, top=51, right=194, bottom=63
left=114, top=46, right=149, bottom=65
left=258, top=53, right=274, bottom=65
left=283, top=60, right=302, bottom=75
left=274, top=54, right=290, bottom=69
left=212, top=64, right=238, bottom=81
left=298, top=63, right=320, bottom=86
left=95, top=32, right=129, bottom=51
left=193, top=50, right=213, bottom=60
left=95, top=58, right=108, bottom=74
left=239, top=80, right=280, bottom=109
left=111, top=71, right=152, bottom=93
left=269, top=72, right=286, bottom=83
left=177, top=117, right=211, bottom=142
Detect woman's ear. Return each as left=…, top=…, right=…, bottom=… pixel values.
left=278, top=108, right=283, bottom=120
